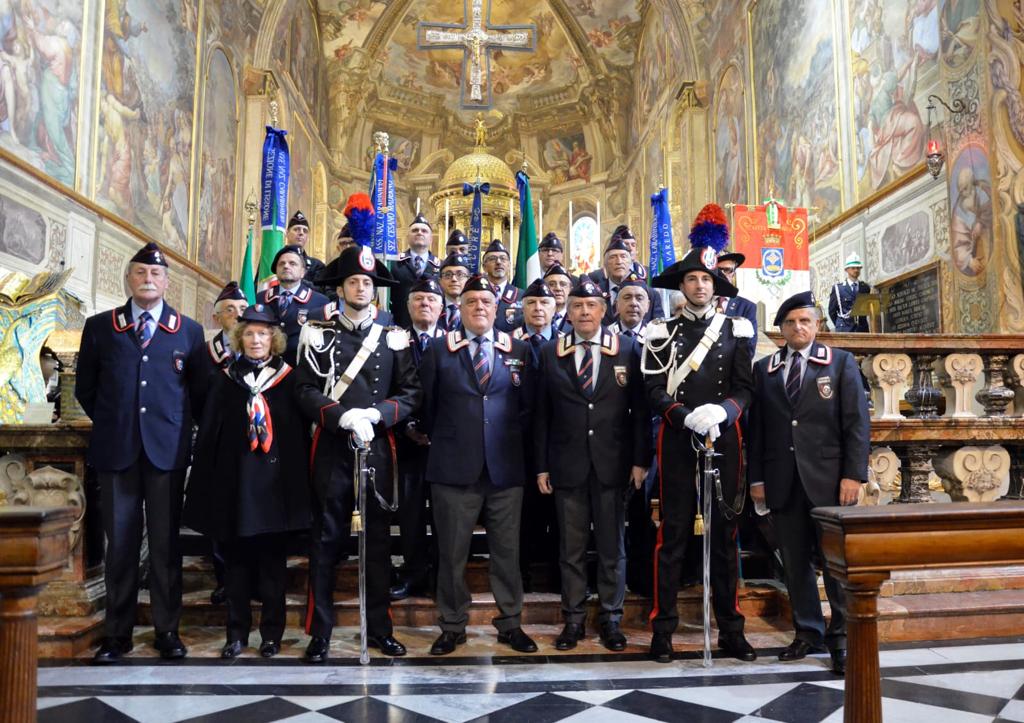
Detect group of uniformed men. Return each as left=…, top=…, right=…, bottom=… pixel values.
left=76, top=201, right=869, bottom=674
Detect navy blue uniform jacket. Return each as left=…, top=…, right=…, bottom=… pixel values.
left=75, top=300, right=205, bottom=472
left=418, top=328, right=533, bottom=489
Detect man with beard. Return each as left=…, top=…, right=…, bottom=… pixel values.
left=482, top=238, right=523, bottom=332
left=285, top=210, right=325, bottom=283
left=641, top=206, right=757, bottom=664
left=295, top=238, right=421, bottom=663
left=255, top=245, right=329, bottom=366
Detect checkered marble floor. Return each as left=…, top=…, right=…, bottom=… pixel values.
left=38, top=636, right=1024, bottom=722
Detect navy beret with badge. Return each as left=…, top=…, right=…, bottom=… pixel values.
left=603, top=237, right=630, bottom=255
left=617, top=271, right=649, bottom=295
left=482, top=238, right=510, bottom=258
left=569, top=278, right=606, bottom=299
left=610, top=224, right=636, bottom=242
left=288, top=211, right=309, bottom=229
left=523, top=278, right=555, bottom=299
left=216, top=281, right=246, bottom=303
left=544, top=263, right=573, bottom=280
left=773, top=290, right=817, bottom=327
left=409, top=276, right=443, bottom=297
left=539, top=232, right=564, bottom=251
left=410, top=214, right=432, bottom=230
left=462, top=274, right=497, bottom=296
left=447, top=229, right=468, bottom=247
left=272, top=244, right=305, bottom=271
left=130, top=242, right=168, bottom=267
left=238, top=304, right=282, bottom=325
left=440, top=252, right=471, bottom=270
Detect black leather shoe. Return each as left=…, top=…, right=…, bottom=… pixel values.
left=389, top=579, right=429, bottom=601
left=718, top=632, right=757, bottom=662
left=649, top=632, right=673, bottom=663
left=305, top=636, right=330, bottom=663
left=221, top=641, right=243, bottom=659
left=497, top=628, right=538, bottom=653
left=830, top=648, right=847, bottom=675
left=600, top=623, right=628, bottom=652
left=93, top=637, right=133, bottom=664
left=368, top=634, right=407, bottom=656
left=430, top=631, right=467, bottom=656
left=154, top=632, right=187, bottom=660
left=554, top=623, right=585, bottom=651
left=259, top=640, right=280, bottom=658
left=778, top=639, right=818, bottom=661
left=210, top=586, right=227, bottom=605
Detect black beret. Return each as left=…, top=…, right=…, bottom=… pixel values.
left=483, top=238, right=510, bottom=257
left=272, top=244, right=305, bottom=270
left=617, top=272, right=649, bottom=295
left=543, top=263, right=573, bottom=280
left=523, top=278, right=554, bottom=299
left=410, top=214, right=432, bottom=229
left=238, top=304, right=280, bottom=325
left=773, top=290, right=817, bottom=326
left=604, top=238, right=630, bottom=255
left=569, top=278, right=606, bottom=299
left=216, top=281, right=246, bottom=302
left=409, top=276, right=443, bottom=297
left=447, top=229, right=468, bottom=247
left=288, top=211, right=309, bottom=229
left=539, top=232, right=564, bottom=251
left=129, top=242, right=169, bottom=267
left=440, top=252, right=471, bottom=270
left=611, top=224, right=636, bottom=242
left=462, top=274, right=497, bottom=296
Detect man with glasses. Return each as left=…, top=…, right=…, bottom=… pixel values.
left=715, top=251, right=759, bottom=354
left=543, top=263, right=574, bottom=335
left=438, top=253, right=471, bottom=332
left=747, top=291, right=869, bottom=675
left=538, top=232, right=566, bottom=279
left=482, top=238, right=523, bottom=332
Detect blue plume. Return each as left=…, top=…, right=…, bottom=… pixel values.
left=688, top=221, right=729, bottom=253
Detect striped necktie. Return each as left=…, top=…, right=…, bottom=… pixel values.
left=786, top=351, right=803, bottom=404
left=447, top=304, right=461, bottom=331
left=473, top=337, right=491, bottom=391
left=136, top=311, right=153, bottom=348
left=279, top=289, right=293, bottom=313
left=577, top=341, right=595, bottom=398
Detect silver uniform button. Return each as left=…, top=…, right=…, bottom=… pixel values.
left=588, top=403, right=594, bottom=410
left=588, top=429, right=594, bottom=436
left=483, top=395, right=488, bottom=401
left=792, top=420, right=798, bottom=427
left=141, top=380, right=147, bottom=387
left=140, top=407, right=147, bottom=413
left=142, top=355, right=149, bottom=362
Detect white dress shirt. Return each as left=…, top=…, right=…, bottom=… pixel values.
left=573, top=332, right=601, bottom=383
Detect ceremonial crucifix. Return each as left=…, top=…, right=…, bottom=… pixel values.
left=417, top=0, right=537, bottom=110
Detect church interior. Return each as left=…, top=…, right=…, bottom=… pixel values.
left=2, top=0, right=1024, bottom=721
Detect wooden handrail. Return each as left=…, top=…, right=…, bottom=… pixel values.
left=765, top=331, right=1024, bottom=355
left=812, top=501, right=1024, bottom=722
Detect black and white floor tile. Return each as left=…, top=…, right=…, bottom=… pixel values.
left=38, top=638, right=1024, bottom=722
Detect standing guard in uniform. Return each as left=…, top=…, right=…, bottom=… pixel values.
left=748, top=291, right=870, bottom=675
left=544, top=263, right=574, bottom=334
left=294, top=241, right=422, bottom=663
left=255, top=245, right=329, bottom=366
left=482, top=239, right=523, bottom=332
left=828, top=253, right=871, bottom=332
left=535, top=279, right=650, bottom=651
left=390, top=214, right=441, bottom=328
left=286, top=210, right=325, bottom=283
left=607, top=224, right=649, bottom=281
left=589, top=237, right=664, bottom=324
left=76, top=243, right=206, bottom=663
left=607, top=273, right=651, bottom=341
left=391, top=276, right=447, bottom=601
left=642, top=224, right=757, bottom=664
left=438, top=252, right=471, bottom=331
left=418, top=275, right=537, bottom=656
left=537, top=232, right=566, bottom=279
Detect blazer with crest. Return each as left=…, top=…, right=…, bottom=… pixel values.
left=389, top=250, right=442, bottom=328
left=75, top=300, right=205, bottom=472
left=586, top=268, right=664, bottom=324
left=746, top=342, right=870, bottom=509
left=418, top=328, right=533, bottom=489
left=533, top=331, right=651, bottom=489
left=256, top=281, right=329, bottom=366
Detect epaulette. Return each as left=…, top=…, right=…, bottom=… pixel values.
left=767, top=350, right=784, bottom=374
left=599, top=330, right=619, bottom=356
left=494, top=331, right=512, bottom=352
left=386, top=326, right=410, bottom=350
left=808, top=344, right=833, bottom=366
left=446, top=329, right=470, bottom=352
left=646, top=318, right=669, bottom=340
left=730, top=317, right=754, bottom=339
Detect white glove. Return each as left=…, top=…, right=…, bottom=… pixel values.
left=686, top=403, right=728, bottom=435
left=707, top=422, right=721, bottom=443
left=350, top=417, right=375, bottom=446
left=339, top=408, right=382, bottom=430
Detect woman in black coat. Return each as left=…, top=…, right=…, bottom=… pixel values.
left=184, top=305, right=311, bottom=658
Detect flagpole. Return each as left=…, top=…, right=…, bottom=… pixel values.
left=445, top=197, right=450, bottom=240
left=538, top=198, right=543, bottom=239
left=508, top=197, right=514, bottom=245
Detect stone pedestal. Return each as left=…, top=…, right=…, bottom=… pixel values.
left=941, top=353, right=982, bottom=418
left=869, top=353, right=912, bottom=420
left=0, top=507, right=75, bottom=723
left=933, top=445, right=1011, bottom=502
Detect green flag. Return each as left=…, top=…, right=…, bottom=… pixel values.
left=239, top=226, right=256, bottom=304
left=514, top=171, right=540, bottom=288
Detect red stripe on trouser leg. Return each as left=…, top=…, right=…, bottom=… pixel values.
left=733, top=419, right=743, bottom=614
left=305, top=577, right=315, bottom=635
left=649, top=423, right=667, bottom=625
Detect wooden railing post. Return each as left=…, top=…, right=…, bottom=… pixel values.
left=841, top=572, right=889, bottom=723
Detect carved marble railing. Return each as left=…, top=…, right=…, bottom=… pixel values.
left=768, top=332, right=1024, bottom=505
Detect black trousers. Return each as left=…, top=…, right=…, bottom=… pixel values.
left=396, top=454, right=435, bottom=583
left=306, top=462, right=393, bottom=639
left=651, top=428, right=744, bottom=636
left=520, top=475, right=559, bottom=579
left=222, top=533, right=287, bottom=644
left=773, top=478, right=848, bottom=650
left=432, top=477, right=524, bottom=633
left=554, top=470, right=625, bottom=626
left=99, top=455, right=185, bottom=639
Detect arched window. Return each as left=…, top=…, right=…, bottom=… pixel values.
left=570, top=216, right=600, bottom=275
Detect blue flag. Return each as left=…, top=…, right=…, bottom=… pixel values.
left=462, top=180, right=490, bottom=272
left=649, top=188, right=676, bottom=277
left=257, top=126, right=289, bottom=283
left=369, top=153, right=399, bottom=259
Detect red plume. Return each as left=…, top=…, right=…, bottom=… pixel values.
left=692, top=203, right=727, bottom=229
left=343, top=192, right=374, bottom=216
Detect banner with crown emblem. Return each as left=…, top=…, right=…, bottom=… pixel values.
left=370, top=153, right=399, bottom=259
left=730, top=201, right=810, bottom=322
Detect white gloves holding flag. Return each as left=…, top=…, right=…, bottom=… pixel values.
left=339, top=408, right=383, bottom=446
left=683, top=403, right=728, bottom=442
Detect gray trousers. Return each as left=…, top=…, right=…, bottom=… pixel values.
left=432, top=479, right=524, bottom=633
left=773, top=478, right=848, bottom=651
left=554, top=471, right=626, bottom=626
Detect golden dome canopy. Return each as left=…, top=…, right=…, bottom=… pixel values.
left=441, top=146, right=516, bottom=191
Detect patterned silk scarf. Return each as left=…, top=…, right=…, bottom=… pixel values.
left=231, top=357, right=292, bottom=453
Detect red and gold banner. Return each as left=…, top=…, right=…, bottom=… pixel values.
left=731, top=204, right=809, bottom=274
